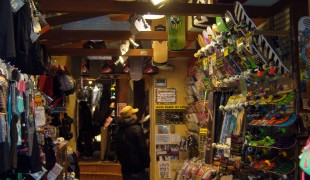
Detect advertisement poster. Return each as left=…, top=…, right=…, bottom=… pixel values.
left=158, top=161, right=171, bottom=179
left=155, top=134, right=171, bottom=144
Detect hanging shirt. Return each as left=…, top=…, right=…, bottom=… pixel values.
left=0, top=0, right=16, bottom=59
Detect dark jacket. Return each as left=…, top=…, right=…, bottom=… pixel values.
left=116, top=117, right=150, bottom=173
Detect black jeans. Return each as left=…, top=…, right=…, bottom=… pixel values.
left=123, top=171, right=149, bottom=180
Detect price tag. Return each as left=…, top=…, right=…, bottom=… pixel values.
left=224, top=47, right=229, bottom=57
left=202, top=58, right=208, bottom=70
left=47, top=163, right=63, bottom=180
left=199, top=128, right=208, bottom=134
left=11, top=0, right=25, bottom=12
left=34, top=107, right=46, bottom=128
left=211, top=53, right=217, bottom=64
left=246, top=32, right=252, bottom=42
left=236, top=37, right=244, bottom=47
left=209, top=58, right=213, bottom=75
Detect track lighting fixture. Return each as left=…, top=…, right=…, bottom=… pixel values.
left=150, top=0, right=166, bottom=9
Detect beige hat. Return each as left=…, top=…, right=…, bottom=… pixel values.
left=120, top=105, right=139, bottom=118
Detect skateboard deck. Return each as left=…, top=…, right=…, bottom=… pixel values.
left=216, top=17, right=229, bottom=33
left=224, top=10, right=266, bottom=66
left=197, top=34, right=207, bottom=47
left=248, top=136, right=296, bottom=149
left=167, top=15, right=187, bottom=51
left=129, top=57, right=143, bottom=81
left=234, top=1, right=290, bottom=75
left=251, top=160, right=296, bottom=176
left=298, top=16, right=310, bottom=63
left=152, top=41, right=168, bottom=66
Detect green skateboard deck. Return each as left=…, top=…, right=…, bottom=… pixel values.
left=216, top=17, right=229, bottom=33
left=167, top=15, right=187, bottom=51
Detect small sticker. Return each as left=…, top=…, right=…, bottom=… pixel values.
left=140, top=50, right=147, bottom=55
left=224, top=47, right=229, bottom=57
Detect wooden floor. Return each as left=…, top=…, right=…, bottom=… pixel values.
left=79, top=160, right=122, bottom=180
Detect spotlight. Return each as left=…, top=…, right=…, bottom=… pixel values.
left=143, top=14, right=164, bottom=20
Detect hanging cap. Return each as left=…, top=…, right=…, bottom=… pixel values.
left=120, top=105, right=138, bottom=118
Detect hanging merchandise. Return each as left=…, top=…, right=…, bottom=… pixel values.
left=54, top=65, right=76, bottom=96
left=0, top=0, right=16, bottom=60
left=183, top=0, right=299, bottom=178
left=167, top=15, right=187, bottom=51
left=12, top=1, right=49, bottom=75
left=59, top=114, right=73, bottom=141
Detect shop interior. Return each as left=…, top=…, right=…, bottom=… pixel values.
left=1, top=0, right=310, bottom=180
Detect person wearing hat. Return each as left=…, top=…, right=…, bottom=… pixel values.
left=116, top=105, right=150, bottom=180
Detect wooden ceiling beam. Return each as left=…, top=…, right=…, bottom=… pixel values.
left=46, top=13, right=107, bottom=26
left=37, top=0, right=272, bottom=18
left=41, top=30, right=200, bottom=41
left=48, top=48, right=196, bottom=57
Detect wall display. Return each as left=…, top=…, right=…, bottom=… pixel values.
left=155, top=78, right=167, bottom=87
left=170, top=134, right=181, bottom=144
left=155, top=134, right=171, bottom=144
left=182, top=1, right=298, bottom=179
left=158, top=161, right=171, bottom=179
left=155, top=88, right=177, bottom=104
left=155, top=104, right=186, bottom=124
left=156, top=144, right=179, bottom=161
left=158, top=125, right=169, bottom=134
left=155, top=109, right=185, bottom=124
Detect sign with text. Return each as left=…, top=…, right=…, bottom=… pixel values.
left=155, top=88, right=176, bottom=104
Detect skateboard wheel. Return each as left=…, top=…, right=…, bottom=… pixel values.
left=262, top=64, right=269, bottom=70
left=257, top=70, right=263, bottom=77
left=247, top=147, right=254, bottom=153
left=264, top=160, right=271, bottom=166
left=269, top=66, right=275, bottom=75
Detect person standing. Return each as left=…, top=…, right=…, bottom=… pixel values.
left=116, top=105, right=150, bottom=180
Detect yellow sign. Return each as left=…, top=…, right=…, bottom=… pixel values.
left=199, top=128, right=208, bottom=134
left=155, top=105, right=187, bottom=109
left=246, top=32, right=253, bottom=42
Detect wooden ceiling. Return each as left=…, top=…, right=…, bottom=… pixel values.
left=38, top=0, right=293, bottom=57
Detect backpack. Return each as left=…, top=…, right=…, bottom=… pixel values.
left=53, top=65, right=76, bottom=96
left=57, top=66, right=76, bottom=95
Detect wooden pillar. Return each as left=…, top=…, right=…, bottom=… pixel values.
left=290, top=0, right=308, bottom=118
left=134, top=79, right=145, bottom=120
left=290, top=1, right=308, bottom=179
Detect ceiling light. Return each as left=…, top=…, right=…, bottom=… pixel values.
left=143, top=14, right=165, bottom=20
left=150, top=0, right=166, bottom=8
